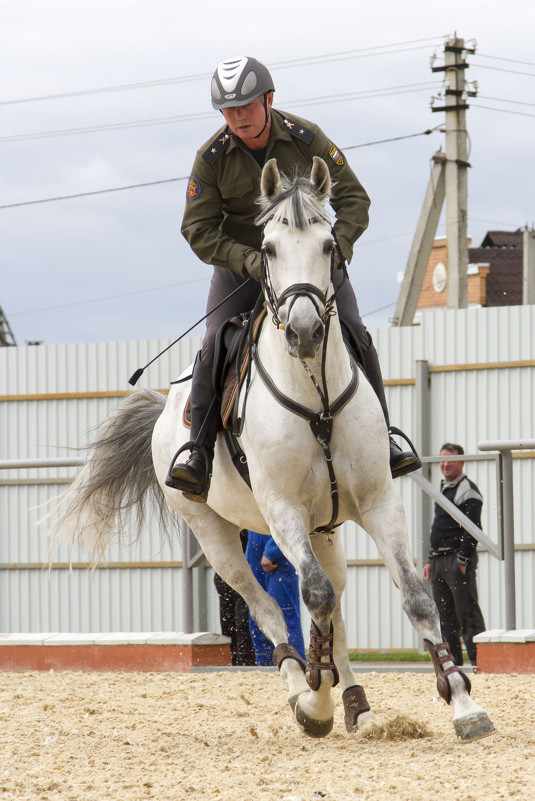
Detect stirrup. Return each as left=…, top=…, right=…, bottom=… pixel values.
left=165, top=441, right=211, bottom=501
left=389, top=426, right=422, bottom=478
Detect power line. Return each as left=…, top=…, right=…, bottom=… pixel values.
left=1, top=38, right=442, bottom=106
left=475, top=52, right=535, bottom=68
left=0, top=178, right=187, bottom=209
left=0, top=83, right=441, bottom=144
left=471, top=103, right=535, bottom=119
left=472, top=63, right=535, bottom=78
left=9, top=277, right=209, bottom=317
left=0, top=128, right=441, bottom=210
left=478, top=94, right=535, bottom=108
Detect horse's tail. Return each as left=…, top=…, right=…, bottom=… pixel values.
left=48, top=389, right=172, bottom=564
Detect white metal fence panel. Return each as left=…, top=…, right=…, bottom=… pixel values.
left=1, top=306, right=534, bottom=646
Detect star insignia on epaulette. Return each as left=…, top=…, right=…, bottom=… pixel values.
left=202, top=133, right=230, bottom=163
left=282, top=118, right=315, bottom=144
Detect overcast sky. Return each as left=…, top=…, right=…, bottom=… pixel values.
left=2, top=0, right=534, bottom=352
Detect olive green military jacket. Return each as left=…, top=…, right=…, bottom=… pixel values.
left=181, top=109, right=371, bottom=276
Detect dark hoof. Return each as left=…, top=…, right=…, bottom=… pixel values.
left=454, top=711, right=496, bottom=742
left=294, top=697, right=333, bottom=739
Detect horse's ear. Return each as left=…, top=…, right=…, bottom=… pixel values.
left=261, top=158, right=283, bottom=200
left=310, top=156, right=331, bottom=199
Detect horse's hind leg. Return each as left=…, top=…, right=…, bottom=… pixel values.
left=311, top=530, right=378, bottom=733
left=361, top=491, right=495, bottom=742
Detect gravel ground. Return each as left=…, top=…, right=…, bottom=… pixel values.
left=1, top=670, right=533, bottom=801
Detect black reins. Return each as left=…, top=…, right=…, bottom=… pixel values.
left=250, top=228, right=358, bottom=535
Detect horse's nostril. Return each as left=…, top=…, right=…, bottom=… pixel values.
left=312, top=321, right=324, bottom=345
left=285, top=323, right=299, bottom=348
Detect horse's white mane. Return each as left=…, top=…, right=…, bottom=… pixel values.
left=255, top=173, right=331, bottom=231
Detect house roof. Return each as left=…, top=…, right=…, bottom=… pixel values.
left=479, top=230, right=523, bottom=249
left=470, top=230, right=523, bottom=306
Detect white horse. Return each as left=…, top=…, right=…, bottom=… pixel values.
left=51, top=157, right=494, bottom=742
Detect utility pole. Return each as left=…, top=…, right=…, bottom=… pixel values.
left=0, top=306, right=17, bottom=347
left=432, top=35, right=474, bottom=309
left=392, top=35, right=476, bottom=325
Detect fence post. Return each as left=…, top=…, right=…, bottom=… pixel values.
left=501, top=449, right=517, bottom=630
left=414, top=360, right=432, bottom=585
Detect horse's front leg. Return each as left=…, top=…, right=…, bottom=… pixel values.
left=361, top=491, right=496, bottom=742
left=311, top=529, right=378, bottom=733
left=266, top=504, right=338, bottom=738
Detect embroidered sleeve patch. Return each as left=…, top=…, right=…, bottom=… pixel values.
left=187, top=176, right=201, bottom=199
left=329, top=145, right=344, bottom=166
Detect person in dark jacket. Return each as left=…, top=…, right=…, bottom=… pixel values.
left=166, top=56, right=420, bottom=501
left=423, top=443, right=486, bottom=666
left=213, top=530, right=256, bottom=666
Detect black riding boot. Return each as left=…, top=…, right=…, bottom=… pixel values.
left=360, top=338, right=422, bottom=479
left=165, top=354, right=220, bottom=502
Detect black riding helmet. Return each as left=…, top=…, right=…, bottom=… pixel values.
left=211, top=57, right=275, bottom=139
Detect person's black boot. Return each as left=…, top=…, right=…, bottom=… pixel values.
left=165, top=354, right=220, bottom=502
left=359, top=337, right=422, bottom=479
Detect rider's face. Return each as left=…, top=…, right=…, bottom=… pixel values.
left=221, top=92, right=273, bottom=149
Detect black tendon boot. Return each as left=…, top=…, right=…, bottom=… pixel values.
left=165, top=354, right=220, bottom=502
left=360, top=337, right=422, bottom=479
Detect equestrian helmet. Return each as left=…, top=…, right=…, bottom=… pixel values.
left=211, top=57, right=275, bottom=110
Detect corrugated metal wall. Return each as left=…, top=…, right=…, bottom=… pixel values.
left=1, top=305, right=534, bottom=647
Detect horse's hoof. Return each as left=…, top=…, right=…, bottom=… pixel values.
left=294, top=696, right=334, bottom=739
left=454, top=711, right=496, bottom=742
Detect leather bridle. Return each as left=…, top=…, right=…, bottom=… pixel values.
left=251, top=225, right=358, bottom=536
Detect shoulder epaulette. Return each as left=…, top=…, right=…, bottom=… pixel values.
left=281, top=117, right=315, bottom=144
left=202, top=132, right=231, bottom=163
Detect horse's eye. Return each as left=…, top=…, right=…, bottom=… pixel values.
left=263, top=243, right=276, bottom=259
left=323, top=239, right=335, bottom=255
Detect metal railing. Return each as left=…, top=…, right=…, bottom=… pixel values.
left=0, top=456, right=203, bottom=633
left=2, top=441, right=534, bottom=633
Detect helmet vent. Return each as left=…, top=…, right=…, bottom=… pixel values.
left=241, top=71, right=258, bottom=97
left=211, top=78, right=222, bottom=102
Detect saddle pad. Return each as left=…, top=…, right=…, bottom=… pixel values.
left=182, top=306, right=267, bottom=431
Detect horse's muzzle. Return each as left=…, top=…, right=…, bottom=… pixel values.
left=285, top=318, right=324, bottom=359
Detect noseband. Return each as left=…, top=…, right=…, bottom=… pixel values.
left=259, top=221, right=338, bottom=331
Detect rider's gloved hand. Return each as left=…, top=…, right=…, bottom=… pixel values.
left=243, top=249, right=262, bottom=281
left=332, top=242, right=346, bottom=270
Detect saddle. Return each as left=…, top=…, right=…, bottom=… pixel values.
left=182, top=304, right=363, bottom=491
left=183, top=305, right=267, bottom=432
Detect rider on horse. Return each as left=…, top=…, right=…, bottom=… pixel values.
left=167, top=56, right=421, bottom=501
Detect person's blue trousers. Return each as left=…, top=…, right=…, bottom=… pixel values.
left=245, top=530, right=306, bottom=666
